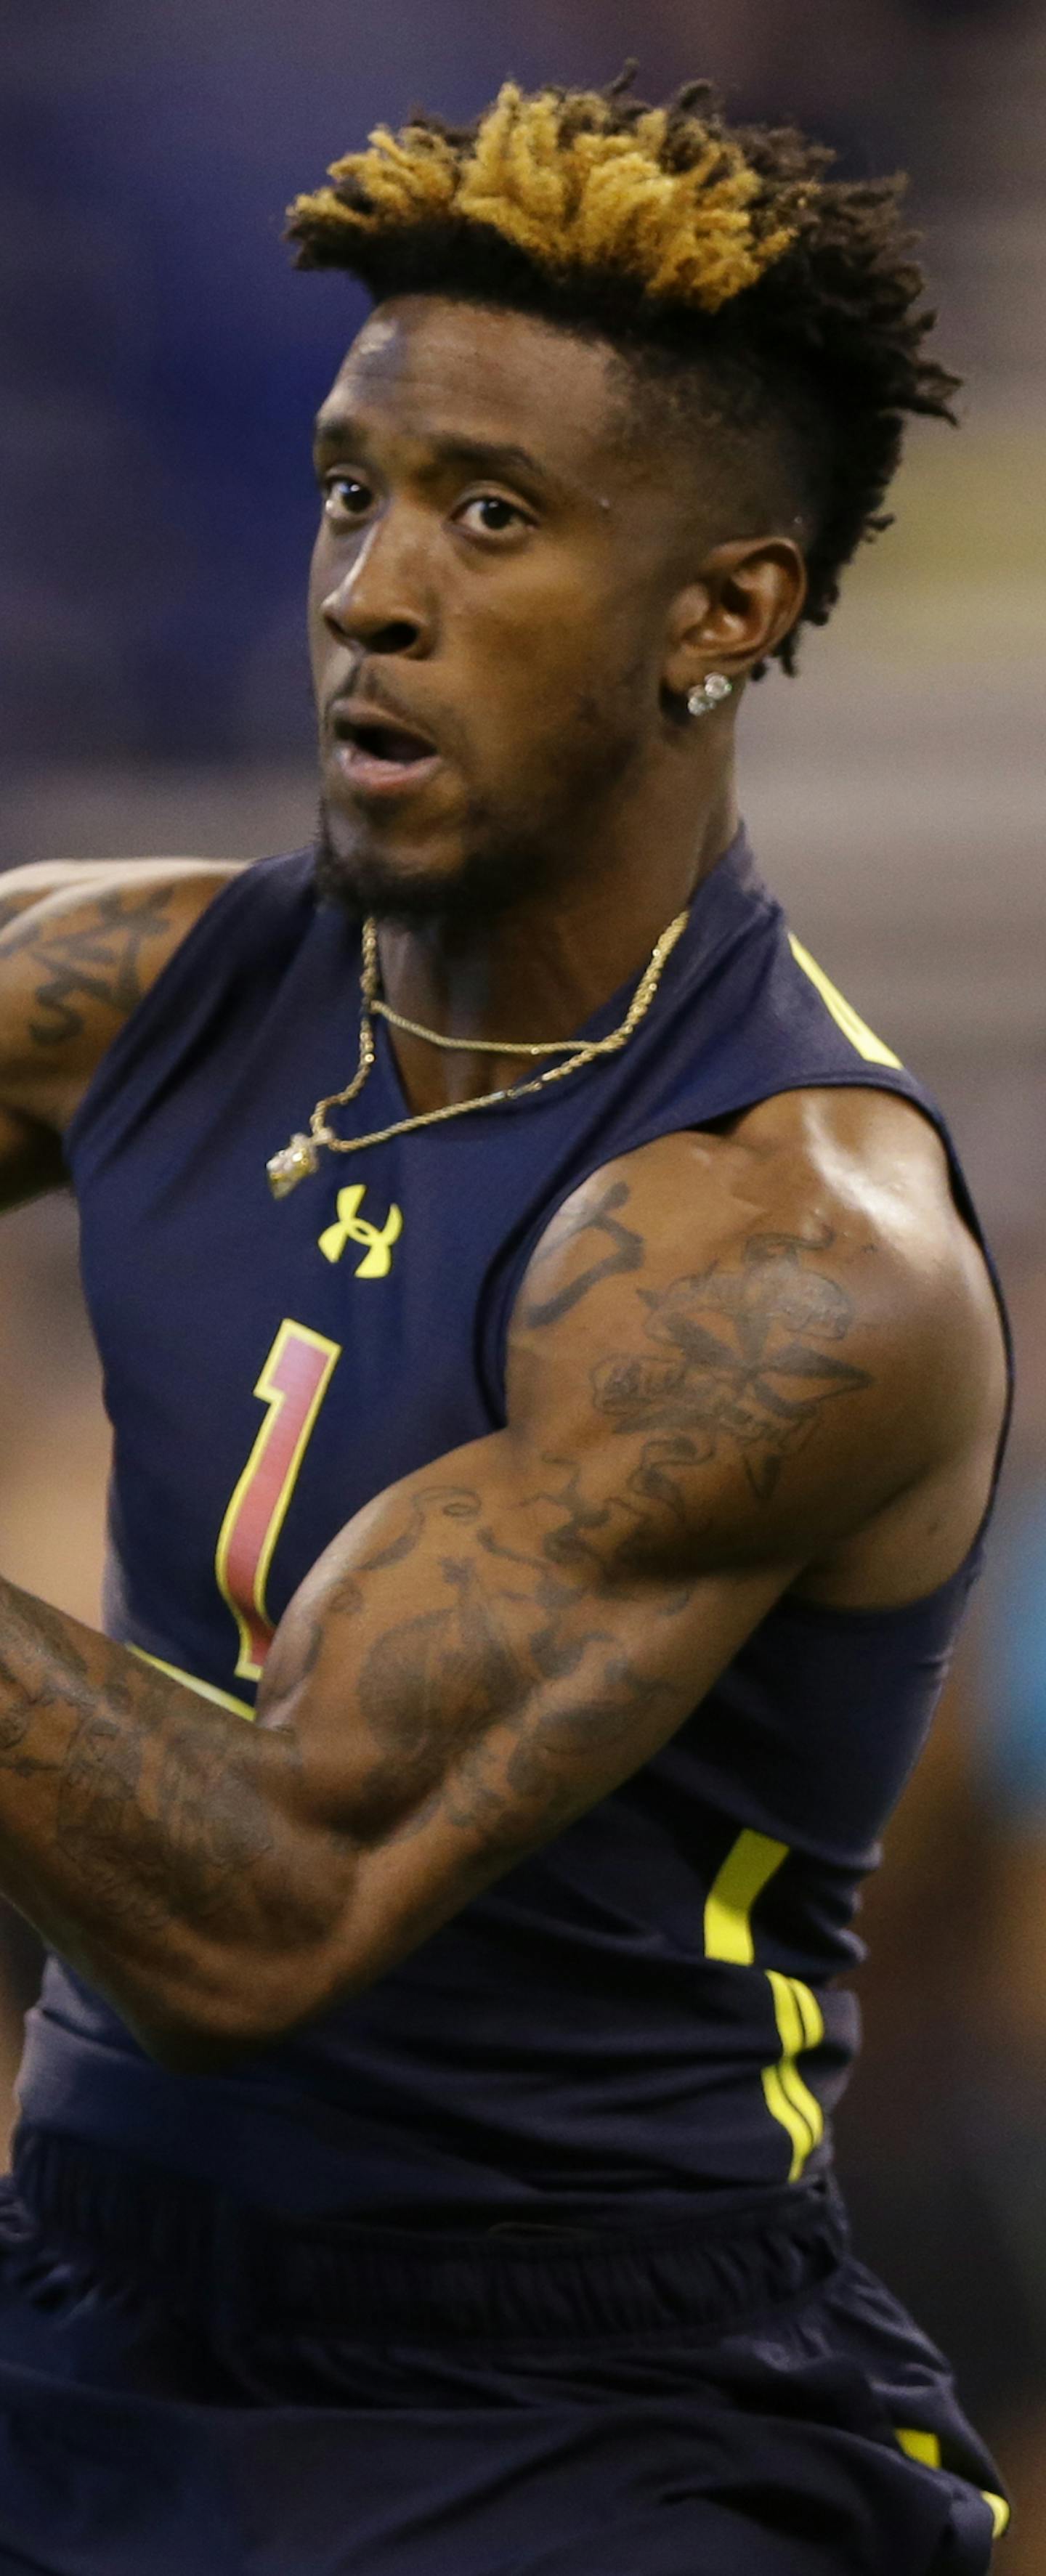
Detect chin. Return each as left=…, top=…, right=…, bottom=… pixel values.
left=312, top=803, right=549, bottom=925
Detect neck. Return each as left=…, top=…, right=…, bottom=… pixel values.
left=375, top=765, right=739, bottom=1113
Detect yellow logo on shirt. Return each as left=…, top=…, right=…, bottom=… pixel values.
left=318, top=1184, right=403, bottom=1277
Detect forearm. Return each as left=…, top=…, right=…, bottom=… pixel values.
left=0, top=1449, right=696, bottom=2060
left=0, top=1578, right=347, bottom=2061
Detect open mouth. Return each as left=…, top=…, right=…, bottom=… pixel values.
left=341, top=719, right=434, bottom=764
left=330, top=707, right=442, bottom=795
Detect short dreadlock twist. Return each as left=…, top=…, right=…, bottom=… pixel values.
left=288, top=73, right=960, bottom=673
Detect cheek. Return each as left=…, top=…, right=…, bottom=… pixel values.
left=499, top=629, right=651, bottom=770
left=453, top=574, right=642, bottom=730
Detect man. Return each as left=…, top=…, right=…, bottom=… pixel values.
left=0, top=74, right=1011, bottom=2576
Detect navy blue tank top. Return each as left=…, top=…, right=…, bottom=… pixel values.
left=18, top=830, right=1007, bottom=2222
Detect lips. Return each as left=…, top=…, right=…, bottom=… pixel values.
left=328, top=698, right=443, bottom=801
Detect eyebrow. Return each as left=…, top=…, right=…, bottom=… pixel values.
left=312, top=413, right=564, bottom=495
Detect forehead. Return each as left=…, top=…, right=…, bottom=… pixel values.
left=317, top=296, right=633, bottom=482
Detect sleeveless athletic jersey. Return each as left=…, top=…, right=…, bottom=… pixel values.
left=18, top=829, right=1007, bottom=2224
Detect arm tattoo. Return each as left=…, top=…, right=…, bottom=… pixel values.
left=342, top=1235, right=869, bottom=1850
left=351, top=1475, right=675, bottom=1853
left=0, top=1595, right=97, bottom=1760
left=356, top=1554, right=664, bottom=1856
left=0, top=1585, right=276, bottom=1941
left=522, top=1180, right=644, bottom=1326
left=592, top=1230, right=870, bottom=1500
left=324, top=1486, right=482, bottom=1620
left=2, top=884, right=178, bottom=1048
left=0, top=1230, right=871, bottom=1985
left=55, top=1701, right=275, bottom=1929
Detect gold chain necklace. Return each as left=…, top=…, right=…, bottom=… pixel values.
left=267, top=906, right=689, bottom=1197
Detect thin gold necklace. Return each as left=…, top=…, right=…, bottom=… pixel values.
left=267, top=907, right=689, bottom=1197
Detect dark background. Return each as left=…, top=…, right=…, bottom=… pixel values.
left=2, top=0, right=1037, bottom=768
left=2, top=4, right=1045, bottom=2558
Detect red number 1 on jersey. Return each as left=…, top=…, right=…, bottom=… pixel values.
left=216, top=1318, right=341, bottom=1680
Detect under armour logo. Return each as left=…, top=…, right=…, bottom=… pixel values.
left=318, top=1184, right=403, bottom=1277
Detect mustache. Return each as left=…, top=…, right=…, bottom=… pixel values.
left=325, top=675, right=419, bottom=726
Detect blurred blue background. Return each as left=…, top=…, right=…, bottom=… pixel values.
left=2, top=3, right=1046, bottom=2560
left=2, top=0, right=1040, bottom=766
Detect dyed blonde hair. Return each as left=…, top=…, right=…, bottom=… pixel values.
left=288, top=79, right=806, bottom=315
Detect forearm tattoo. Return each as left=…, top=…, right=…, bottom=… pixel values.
left=0, top=1590, right=277, bottom=1941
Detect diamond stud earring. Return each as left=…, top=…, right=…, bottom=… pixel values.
left=686, top=673, right=734, bottom=718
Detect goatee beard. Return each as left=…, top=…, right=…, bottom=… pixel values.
left=311, top=803, right=557, bottom=925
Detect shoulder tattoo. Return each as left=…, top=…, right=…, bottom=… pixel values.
left=591, top=1229, right=871, bottom=1500
left=1, top=884, right=181, bottom=1049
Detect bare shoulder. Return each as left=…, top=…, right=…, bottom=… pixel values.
left=511, top=1086, right=1007, bottom=1604
left=0, top=858, right=245, bottom=1134
left=0, top=855, right=243, bottom=934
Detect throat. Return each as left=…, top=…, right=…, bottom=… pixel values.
left=370, top=899, right=692, bottom=1121
left=371, top=920, right=588, bottom=1114
left=384, top=1032, right=539, bottom=1116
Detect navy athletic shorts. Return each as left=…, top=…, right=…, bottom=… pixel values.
left=0, top=2131, right=1007, bottom=2575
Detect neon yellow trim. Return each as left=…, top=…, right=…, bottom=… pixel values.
left=788, top=933, right=903, bottom=1070
left=896, top=2428, right=943, bottom=2471
left=761, top=2063, right=816, bottom=2174
left=215, top=1318, right=341, bottom=1682
left=246, top=1325, right=340, bottom=1654
left=704, top=1829, right=788, bottom=1964
left=704, top=1832, right=827, bottom=2182
left=129, top=1647, right=255, bottom=1721
left=896, top=2432, right=1010, bottom=2537
left=763, top=1970, right=825, bottom=2180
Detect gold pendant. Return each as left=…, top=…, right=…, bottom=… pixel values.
left=267, top=1132, right=320, bottom=1198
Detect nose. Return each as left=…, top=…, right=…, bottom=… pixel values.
left=319, top=515, right=431, bottom=659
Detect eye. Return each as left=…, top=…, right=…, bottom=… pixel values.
left=457, top=493, right=531, bottom=537
left=321, top=474, right=374, bottom=527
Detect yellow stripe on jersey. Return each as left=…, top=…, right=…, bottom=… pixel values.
left=130, top=1646, right=255, bottom=1721
left=763, top=1969, right=825, bottom=2180
left=896, top=2428, right=943, bottom=2471
left=703, top=1830, right=826, bottom=2182
left=896, top=2432, right=1010, bottom=2539
left=787, top=933, right=903, bottom=1070
left=704, top=1829, right=789, bottom=1964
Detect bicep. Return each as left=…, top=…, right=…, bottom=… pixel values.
left=256, top=1426, right=798, bottom=1994
left=256, top=1133, right=972, bottom=2007
left=257, top=1136, right=940, bottom=2001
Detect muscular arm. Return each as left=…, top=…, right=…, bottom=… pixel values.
left=0, top=858, right=242, bottom=1203
left=0, top=1108, right=1005, bottom=2069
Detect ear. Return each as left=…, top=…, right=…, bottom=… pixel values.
left=662, top=537, right=808, bottom=699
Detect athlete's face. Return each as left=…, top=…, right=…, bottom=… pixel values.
left=308, top=297, right=692, bottom=918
